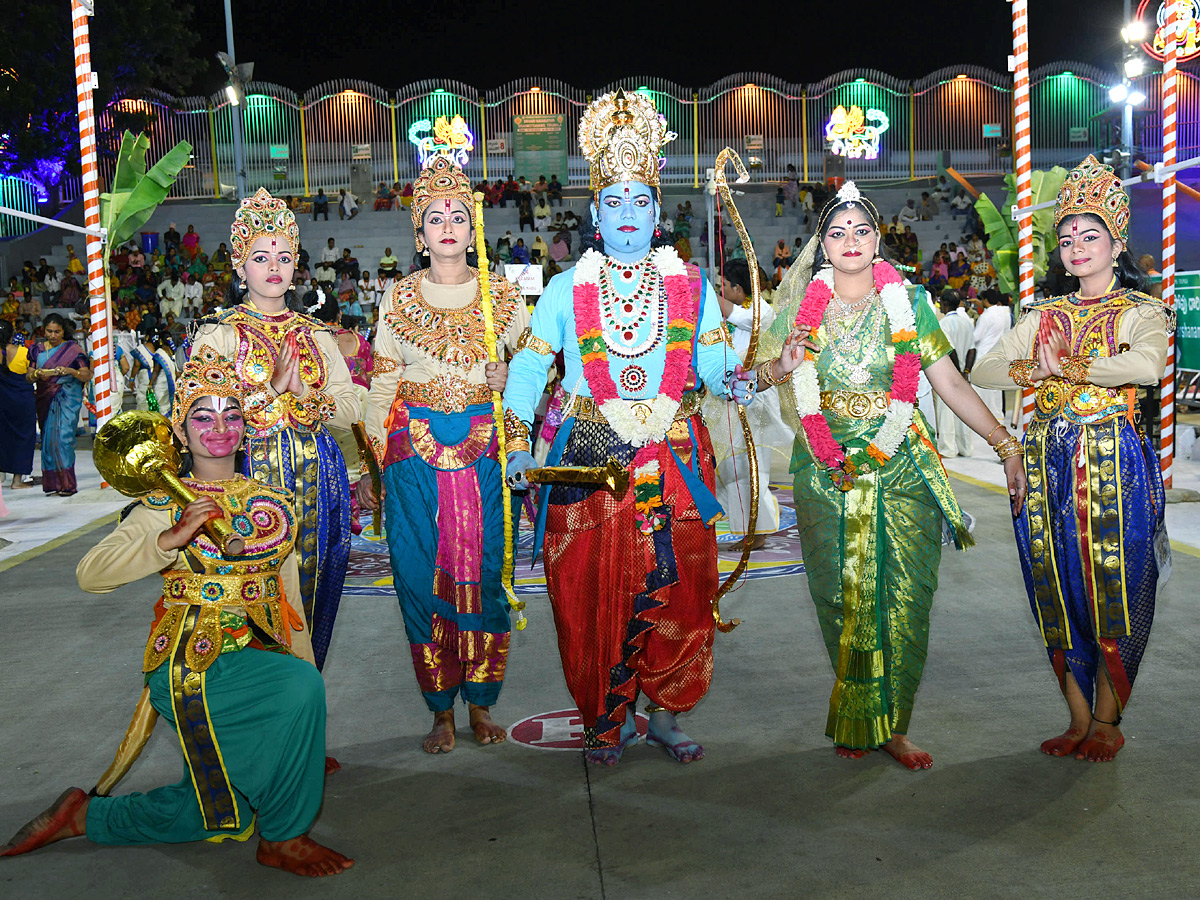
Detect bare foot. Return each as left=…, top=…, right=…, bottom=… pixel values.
left=0, top=788, right=89, bottom=857
left=1075, top=721, right=1125, bottom=762
left=1040, top=725, right=1088, bottom=757
left=468, top=705, right=507, bottom=746
left=585, top=717, right=639, bottom=767
left=645, top=711, right=705, bottom=763
left=723, top=534, right=767, bottom=553
left=883, top=734, right=933, bottom=770
left=835, top=746, right=867, bottom=760
left=9, top=479, right=32, bottom=490
left=422, top=710, right=455, bottom=754
left=256, top=835, right=354, bottom=877
left=324, top=756, right=341, bottom=774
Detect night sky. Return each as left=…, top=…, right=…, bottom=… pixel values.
left=182, top=0, right=1133, bottom=97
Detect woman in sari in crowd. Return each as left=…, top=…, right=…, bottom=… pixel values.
left=948, top=251, right=971, bottom=289
left=29, top=313, right=90, bottom=495
left=928, top=250, right=950, bottom=292
left=0, top=320, right=36, bottom=490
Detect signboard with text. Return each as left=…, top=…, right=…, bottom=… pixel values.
left=1173, top=270, right=1200, bottom=370
left=513, top=114, right=568, bottom=183
left=504, top=263, right=544, bottom=296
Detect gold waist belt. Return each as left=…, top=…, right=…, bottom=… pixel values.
left=568, top=390, right=704, bottom=425
left=398, top=376, right=493, bottom=414
left=820, top=390, right=891, bottom=420
left=163, top=571, right=281, bottom=607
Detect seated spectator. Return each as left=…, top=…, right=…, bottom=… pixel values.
left=548, top=175, right=563, bottom=206
left=773, top=239, right=791, bottom=284
left=18, top=289, right=41, bottom=320
left=920, top=191, right=938, bottom=220
left=318, top=237, right=339, bottom=281
left=41, top=267, right=61, bottom=305
left=898, top=199, right=919, bottom=224
left=371, top=269, right=394, bottom=309
left=374, top=181, right=395, bottom=210
left=531, top=235, right=549, bottom=260
left=928, top=251, right=950, bottom=292
left=337, top=248, right=360, bottom=280
left=338, top=188, right=359, bottom=220
left=188, top=253, right=208, bottom=283
left=495, top=232, right=513, bottom=263
left=948, top=251, right=970, bottom=289
left=182, top=272, right=204, bottom=314
left=562, top=209, right=580, bottom=230
left=533, top=197, right=552, bottom=230
left=511, top=239, right=530, bottom=264
left=378, top=247, right=398, bottom=276
left=475, top=181, right=493, bottom=208
left=212, top=242, right=231, bottom=265
left=518, top=197, right=534, bottom=233
left=128, top=246, right=146, bottom=271
left=399, top=183, right=414, bottom=208
left=65, top=244, right=85, bottom=275
left=931, top=176, right=953, bottom=202
left=533, top=175, right=549, bottom=203
left=487, top=180, right=504, bottom=208
left=313, top=188, right=330, bottom=220
left=950, top=190, right=973, bottom=220
left=163, top=223, right=181, bottom=251
left=502, top=178, right=519, bottom=207
left=181, top=225, right=200, bottom=260
left=357, top=269, right=373, bottom=306
left=549, top=231, right=570, bottom=262
left=544, top=259, right=562, bottom=285
left=156, top=272, right=185, bottom=319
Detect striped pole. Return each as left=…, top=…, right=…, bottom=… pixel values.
left=71, top=1, right=114, bottom=430
left=1012, top=0, right=1036, bottom=431
left=1161, top=2, right=1180, bottom=488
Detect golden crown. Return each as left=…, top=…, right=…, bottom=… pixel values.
left=578, top=89, right=675, bottom=193
left=230, top=187, right=300, bottom=269
left=1053, top=155, right=1130, bottom=243
left=171, top=345, right=245, bottom=429
left=411, top=157, right=475, bottom=250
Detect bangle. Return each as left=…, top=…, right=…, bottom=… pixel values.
left=994, top=436, right=1024, bottom=461
left=1008, top=359, right=1037, bottom=388
left=756, top=359, right=790, bottom=388
left=985, top=423, right=1006, bottom=446
left=1060, top=355, right=1093, bottom=385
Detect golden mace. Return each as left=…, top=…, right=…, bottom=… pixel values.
left=93, top=410, right=245, bottom=555
left=523, top=457, right=630, bottom=498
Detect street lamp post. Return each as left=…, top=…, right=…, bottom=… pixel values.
left=223, top=0, right=247, bottom=200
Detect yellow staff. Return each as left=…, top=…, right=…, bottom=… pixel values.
left=709, top=148, right=762, bottom=633
left=474, top=192, right=527, bottom=629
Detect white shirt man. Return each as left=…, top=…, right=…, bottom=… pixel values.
left=898, top=201, right=920, bottom=224
left=182, top=276, right=204, bottom=314
left=157, top=276, right=186, bottom=319
left=372, top=272, right=393, bottom=309
left=935, top=297, right=977, bottom=457
left=357, top=272, right=373, bottom=308
left=971, top=299, right=1012, bottom=418
left=318, top=241, right=339, bottom=282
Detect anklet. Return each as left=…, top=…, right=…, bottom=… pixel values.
left=644, top=704, right=667, bottom=714
left=1092, top=714, right=1122, bottom=726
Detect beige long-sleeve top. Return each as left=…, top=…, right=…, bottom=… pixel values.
left=973, top=294, right=1170, bottom=390
left=363, top=270, right=529, bottom=462
left=77, top=498, right=315, bottom=666
left=190, top=306, right=361, bottom=435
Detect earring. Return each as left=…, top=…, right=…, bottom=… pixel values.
left=653, top=225, right=662, bottom=239
left=236, top=276, right=247, bottom=295
left=1112, top=255, right=1119, bottom=267
left=594, top=227, right=601, bottom=241
left=422, top=248, right=429, bottom=256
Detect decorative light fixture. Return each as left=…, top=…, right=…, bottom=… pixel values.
left=1109, top=83, right=1130, bottom=103
left=408, top=114, right=475, bottom=167
left=825, top=105, right=890, bottom=160
left=225, top=84, right=239, bottom=107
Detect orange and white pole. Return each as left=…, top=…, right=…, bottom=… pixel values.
left=1013, top=0, right=1036, bottom=431
left=71, top=0, right=114, bottom=428
left=1161, top=2, right=1180, bottom=488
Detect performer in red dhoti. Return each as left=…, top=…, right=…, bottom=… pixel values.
left=503, top=90, right=756, bottom=766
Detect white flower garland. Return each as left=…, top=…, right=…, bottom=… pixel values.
left=574, top=246, right=688, bottom=447
left=791, top=269, right=918, bottom=462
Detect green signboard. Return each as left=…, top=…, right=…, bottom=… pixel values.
left=512, top=114, right=568, bottom=183
left=1174, top=270, right=1200, bottom=370
left=269, top=144, right=289, bottom=160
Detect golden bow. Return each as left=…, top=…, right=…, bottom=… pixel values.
left=710, top=148, right=761, bottom=633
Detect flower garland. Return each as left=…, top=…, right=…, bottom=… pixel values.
left=574, top=247, right=697, bottom=532
left=791, top=260, right=921, bottom=492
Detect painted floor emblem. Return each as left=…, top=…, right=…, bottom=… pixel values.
left=509, top=708, right=648, bottom=751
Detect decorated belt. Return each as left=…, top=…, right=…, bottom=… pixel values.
left=1033, top=381, right=1130, bottom=425
left=820, top=390, right=891, bottom=420
left=567, top=390, right=704, bottom=425
left=163, top=572, right=281, bottom=608
left=398, top=376, right=493, bottom=414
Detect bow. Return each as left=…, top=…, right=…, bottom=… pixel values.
left=474, top=192, right=527, bottom=630
left=710, top=148, right=761, bottom=633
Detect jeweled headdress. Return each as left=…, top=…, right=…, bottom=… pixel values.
left=816, top=181, right=882, bottom=234
left=229, top=187, right=300, bottom=269
left=171, top=345, right=245, bottom=430
left=578, top=89, right=675, bottom=194
left=1053, top=154, right=1130, bottom=243
left=411, top=157, right=474, bottom=251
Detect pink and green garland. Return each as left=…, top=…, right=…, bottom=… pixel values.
left=574, top=247, right=696, bottom=532
left=791, top=260, right=921, bottom=492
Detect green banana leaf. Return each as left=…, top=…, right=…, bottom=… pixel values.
left=100, top=130, right=193, bottom=249
left=974, top=165, right=1068, bottom=305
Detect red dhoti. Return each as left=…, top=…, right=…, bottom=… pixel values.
left=543, top=418, right=718, bottom=749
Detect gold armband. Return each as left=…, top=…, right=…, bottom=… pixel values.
left=503, top=408, right=531, bottom=454
left=697, top=327, right=729, bottom=347
left=756, top=359, right=790, bottom=388
left=516, top=327, right=553, bottom=356
left=1008, top=359, right=1038, bottom=389
left=1059, top=355, right=1094, bottom=385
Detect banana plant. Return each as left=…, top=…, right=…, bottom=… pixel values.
left=973, top=166, right=1067, bottom=309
